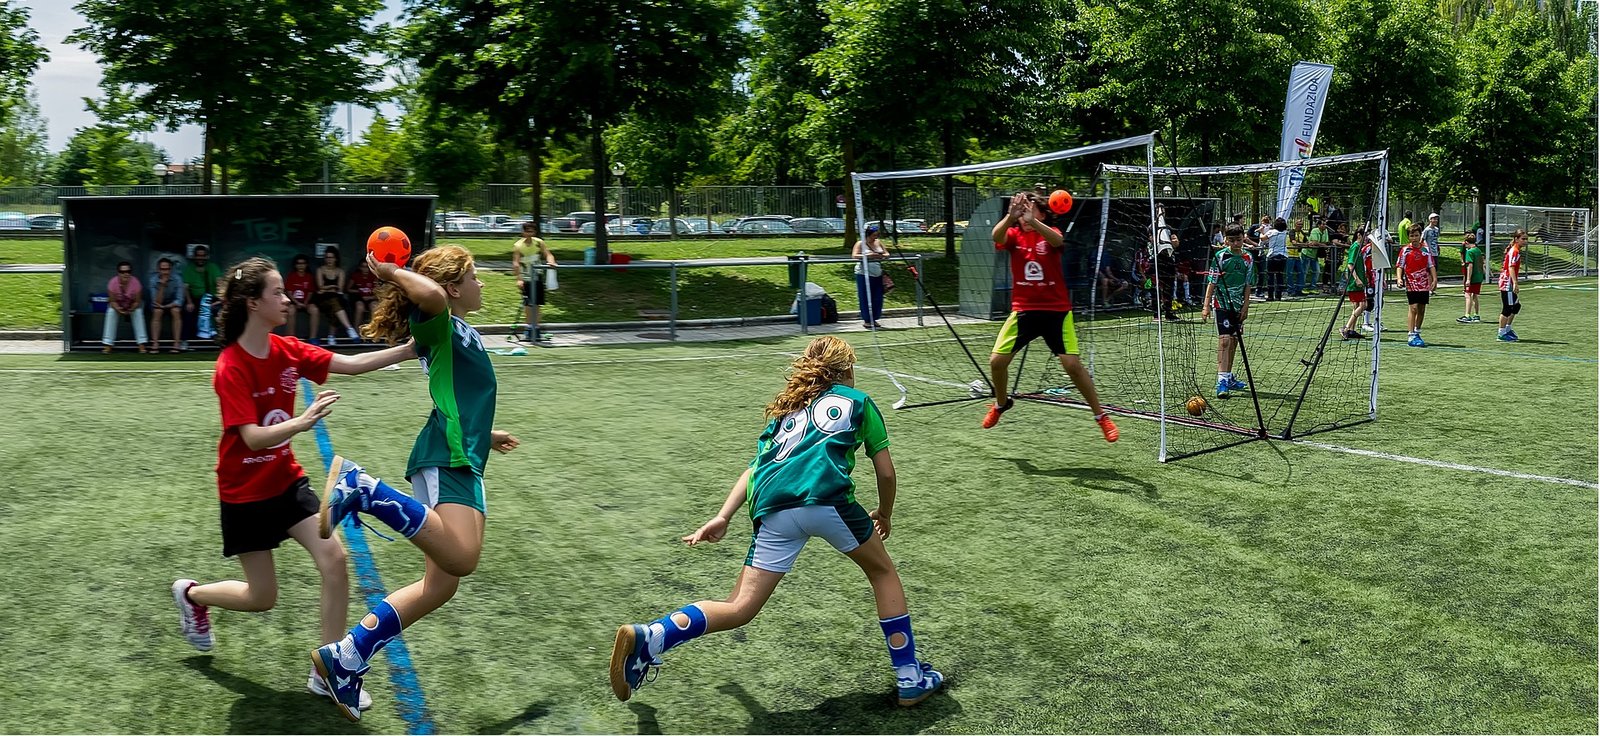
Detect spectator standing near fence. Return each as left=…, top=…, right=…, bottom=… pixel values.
left=103, top=261, right=148, bottom=353
left=1262, top=217, right=1289, bottom=301
left=1395, top=210, right=1414, bottom=254
left=1307, top=217, right=1329, bottom=292
left=183, top=245, right=222, bottom=351
left=853, top=224, right=889, bottom=329
left=512, top=222, right=558, bottom=341
left=148, top=257, right=186, bottom=354
left=1287, top=219, right=1307, bottom=297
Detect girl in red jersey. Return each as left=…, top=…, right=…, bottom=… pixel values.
left=170, top=257, right=414, bottom=709
left=283, top=254, right=315, bottom=338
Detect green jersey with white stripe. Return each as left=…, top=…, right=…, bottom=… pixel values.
left=406, top=310, right=497, bottom=477
left=747, top=384, right=889, bottom=521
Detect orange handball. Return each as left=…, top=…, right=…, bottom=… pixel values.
left=367, top=226, right=412, bottom=267
left=1048, top=189, right=1074, bottom=215
left=1185, top=395, right=1207, bottom=416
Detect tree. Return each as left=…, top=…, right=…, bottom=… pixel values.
left=70, top=0, right=387, bottom=193
left=718, top=0, right=833, bottom=186
left=1437, top=7, right=1587, bottom=224
left=342, top=112, right=410, bottom=182
left=1318, top=0, right=1459, bottom=195
left=472, top=0, right=745, bottom=261
left=1062, top=0, right=1314, bottom=169
left=0, top=92, right=49, bottom=186
left=0, top=1, right=45, bottom=119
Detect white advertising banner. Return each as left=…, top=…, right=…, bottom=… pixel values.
left=1275, top=62, right=1335, bottom=222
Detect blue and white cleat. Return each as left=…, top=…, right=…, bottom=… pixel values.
left=897, top=661, right=945, bottom=706
left=1215, top=379, right=1230, bottom=399
left=609, top=624, right=662, bottom=702
left=1408, top=335, right=1426, bottom=347
left=312, top=641, right=367, bottom=721
left=308, top=669, right=373, bottom=711
left=320, top=456, right=372, bottom=539
left=1505, top=330, right=1519, bottom=342
left=1226, top=376, right=1249, bottom=392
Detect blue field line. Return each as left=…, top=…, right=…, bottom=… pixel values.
left=302, top=379, right=437, bottom=735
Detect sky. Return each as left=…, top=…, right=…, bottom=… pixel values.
left=23, top=0, right=406, bottom=162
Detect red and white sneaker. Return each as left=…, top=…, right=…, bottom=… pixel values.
left=171, top=579, right=214, bottom=651
left=981, top=400, right=1014, bottom=429
left=1095, top=413, right=1119, bottom=443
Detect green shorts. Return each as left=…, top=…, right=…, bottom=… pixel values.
left=991, top=310, right=1079, bottom=356
left=408, top=465, right=487, bottom=514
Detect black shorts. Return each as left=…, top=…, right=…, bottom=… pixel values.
left=993, top=310, right=1073, bottom=356
left=1501, top=290, right=1521, bottom=316
left=1215, top=308, right=1243, bottom=336
left=219, top=477, right=318, bottom=557
left=1406, top=290, right=1430, bottom=305
left=520, top=277, right=547, bottom=306
left=312, top=291, right=347, bottom=313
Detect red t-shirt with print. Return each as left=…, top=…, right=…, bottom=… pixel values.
left=213, top=334, right=333, bottom=503
left=284, top=271, right=314, bottom=303
left=997, top=224, right=1071, bottom=312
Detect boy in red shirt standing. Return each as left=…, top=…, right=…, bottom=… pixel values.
left=169, top=257, right=413, bottom=708
left=981, top=192, right=1117, bottom=442
left=1395, top=223, right=1437, bottom=347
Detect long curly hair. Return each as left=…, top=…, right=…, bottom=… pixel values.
left=216, top=258, right=279, bottom=347
left=361, top=245, right=475, bottom=344
left=766, top=336, right=856, bottom=417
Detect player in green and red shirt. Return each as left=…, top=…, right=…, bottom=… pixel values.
left=1497, top=229, right=1526, bottom=341
left=312, top=245, right=521, bottom=721
left=606, top=336, right=944, bottom=707
left=1201, top=224, right=1255, bottom=398
left=168, top=257, right=414, bottom=712
left=981, top=191, right=1118, bottom=442
left=1457, top=233, right=1486, bottom=324
left=1340, top=229, right=1377, bottom=340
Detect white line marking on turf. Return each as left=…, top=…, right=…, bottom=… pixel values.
left=1292, top=440, right=1598, bottom=489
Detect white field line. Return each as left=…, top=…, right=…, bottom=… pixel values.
left=1291, top=439, right=1598, bottom=490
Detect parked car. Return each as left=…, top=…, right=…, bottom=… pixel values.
left=444, top=218, right=491, bottom=232
left=649, top=218, right=720, bottom=235
left=28, top=214, right=64, bottom=231
left=788, top=217, right=845, bottom=234
left=0, top=211, right=30, bottom=230
left=717, top=218, right=741, bottom=233
left=727, top=215, right=794, bottom=231
left=869, top=219, right=926, bottom=235
left=927, top=220, right=968, bottom=235
left=480, top=214, right=515, bottom=229
left=734, top=219, right=797, bottom=234
left=444, top=211, right=475, bottom=220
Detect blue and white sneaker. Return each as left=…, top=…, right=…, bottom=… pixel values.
left=1215, top=379, right=1230, bottom=399
left=308, top=669, right=373, bottom=711
left=312, top=641, right=367, bottom=721
left=1407, top=335, right=1426, bottom=347
left=1226, top=376, right=1248, bottom=392
left=609, top=624, right=662, bottom=702
left=897, top=661, right=945, bottom=706
left=1506, top=330, right=1519, bottom=342
left=319, top=456, right=373, bottom=539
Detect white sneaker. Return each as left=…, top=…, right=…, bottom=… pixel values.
left=1360, top=323, right=1374, bottom=332
left=171, top=579, right=214, bottom=651
left=309, top=670, right=374, bottom=710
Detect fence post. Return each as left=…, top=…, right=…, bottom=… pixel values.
left=915, top=253, right=925, bottom=326
left=798, top=258, right=809, bottom=334
left=669, top=264, right=679, bottom=341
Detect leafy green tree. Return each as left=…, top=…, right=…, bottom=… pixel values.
left=70, top=0, right=387, bottom=193
left=0, top=92, right=48, bottom=186
left=0, top=1, right=45, bottom=119
left=1436, top=7, right=1587, bottom=223
left=342, top=112, right=411, bottom=182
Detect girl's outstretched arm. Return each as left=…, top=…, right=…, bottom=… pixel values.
left=328, top=341, right=414, bottom=375
left=683, top=467, right=752, bottom=545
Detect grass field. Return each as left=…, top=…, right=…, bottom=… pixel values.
left=0, top=281, right=1594, bottom=734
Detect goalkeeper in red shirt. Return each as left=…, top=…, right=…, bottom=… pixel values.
left=981, top=192, right=1118, bottom=443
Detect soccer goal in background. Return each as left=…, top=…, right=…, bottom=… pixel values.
left=1485, top=204, right=1593, bottom=278
left=848, top=140, right=1390, bottom=461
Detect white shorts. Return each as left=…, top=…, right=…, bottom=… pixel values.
left=744, top=504, right=874, bottom=573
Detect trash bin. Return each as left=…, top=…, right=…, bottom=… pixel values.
left=792, top=282, right=827, bottom=326
left=610, top=252, right=631, bottom=273
left=786, top=252, right=808, bottom=289
left=584, top=247, right=597, bottom=265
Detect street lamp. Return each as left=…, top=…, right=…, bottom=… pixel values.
left=1161, top=185, right=1172, bottom=197
left=153, top=163, right=169, bottom=194
left=610, top=161, right=627, bottom=220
